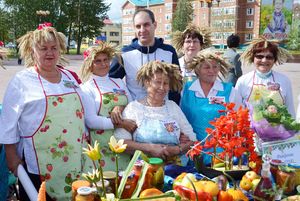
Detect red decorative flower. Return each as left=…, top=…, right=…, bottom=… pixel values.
left=83, top=49, right=90, bottom=59
left=37, top=22, right=52, bottom=30
left=187, top=103, right=259, bottom=164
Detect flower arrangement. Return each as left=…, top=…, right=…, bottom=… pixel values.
left=250, top=99, right=300, bottom=142
left=82, top=136, right=178, bottom=200
left=187, top=103, right=259, bottom=170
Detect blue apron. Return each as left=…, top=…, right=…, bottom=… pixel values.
left=181, top=80, right=232, bottom=164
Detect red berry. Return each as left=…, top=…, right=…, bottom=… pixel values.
left=46, top=164, right=53, bottom=172
left=40, top=128, right=45, bottom=132
left=100, top=160, right=105, bottom=167
left=58, top=143, right=63, bottom=149
left=113, top=97, right=118, bottom=102
left=77, top=138, right=81, bottom=142
left=45, top=125, right=49, bottom=130
left=50, top=148, right=56, bottom=153
left=63, top=156, right=69, bottom=162
left=67, top=173, right=72, bottom=178
left=61, top=141, right=67, bottom=147
left=62, top=129, right=67, bottom=134
left=57, top=97, right=63, bottom=103
left=52, top=101, right=58, bottom=107
left=45, top=173, right=51, bottom=180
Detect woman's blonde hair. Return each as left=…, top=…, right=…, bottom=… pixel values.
left=240, top=36, right=291, bottom=66
left=172, top=24, right=212, bottom=53
left=17, top=25, right=67, bottom=67
left=187, top=50, right=230, bottom=79
left=79, top=42, right=119, bottom=83
left=137, top=61, right=183, bottom=92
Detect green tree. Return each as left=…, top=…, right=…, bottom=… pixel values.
left=172, top=0, right=193, bottom=32
left=0, top=8, right=10, bottom=42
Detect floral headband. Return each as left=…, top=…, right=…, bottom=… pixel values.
left=37, top=22, right=52, bottom=30
left=83, top=49, right=90, bottom=60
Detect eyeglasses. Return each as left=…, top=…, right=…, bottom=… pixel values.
left=254, top=54, right=275, bottom=60
left=184, top=39, right=200, bottom=45
left=93, top=59, right=109, bottom=65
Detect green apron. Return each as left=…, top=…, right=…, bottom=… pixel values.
left=29, top=69, right=85, bottom=200
left=85, top=78, right=131, bottom=172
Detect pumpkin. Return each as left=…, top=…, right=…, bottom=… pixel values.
left=218, top=190, right=233, bottom=201
left=227, top=188, right=249, bottom=201
left=194, top=180, right=219, bottom=196
left=37, top=181, right=46, bottom=201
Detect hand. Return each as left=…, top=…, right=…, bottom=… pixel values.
left=5, top=144, right=23, bottom=176
left=110, top=106, right=125, bottom=125
left=115, top=119, right=137, bottom=134
left=147, top=144, right=171, bottom=160
left=179, top=132, right=191, bottom=144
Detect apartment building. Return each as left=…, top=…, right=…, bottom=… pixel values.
left=98, top=18, right=122, bottom=46
left=121, top=0, right=260, bottom=46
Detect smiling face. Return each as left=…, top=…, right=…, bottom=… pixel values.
left=33, top=39, right=59, bottom=70
left=145, top=72, right=170, bottom=104
left=92, top=53, right=110, bottom=77
left=183, top=36, right=201, bottom=61
left=195, top=60, right=220, bottom=84
left=274, top=0, right=283, bottom=12
left=134, top=11, right=157, bottom=46
left=253, top=50, right=275, bottom=73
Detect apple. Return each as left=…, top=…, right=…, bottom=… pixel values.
left=239, top=178, right=252, bottom=191
left=251, top=178, right=261, bottom=191
left=244, top=171, right=259, bottom=181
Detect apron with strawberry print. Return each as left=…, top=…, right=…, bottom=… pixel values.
left=85, top=78, right=131, bottom=172
left=25, top=69, right=85, bottom=200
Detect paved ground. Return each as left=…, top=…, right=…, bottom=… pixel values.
left=0, top=55, right=299, bottom=110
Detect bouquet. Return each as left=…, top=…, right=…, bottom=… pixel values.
left=187, top=103, right=259, bottom=170
left=250, top=99, right=300, bottom=142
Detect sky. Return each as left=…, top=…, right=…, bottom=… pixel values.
left=105, top=0, right=126, bottom=22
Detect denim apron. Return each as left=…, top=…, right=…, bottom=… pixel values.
left=181, top=80, right=232, bottom=164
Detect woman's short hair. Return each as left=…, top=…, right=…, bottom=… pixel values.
left=137, top=61, right=182, bottom=92
left=227, top=34, right=240, bottom=48
left=251, top=41, right=279, bottom=62
left=17, top=24, right=67, bottom=67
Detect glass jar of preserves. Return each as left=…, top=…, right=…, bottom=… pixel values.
left=103, top=171, right=117, bottom=194
left=75, top=187, right=94, bottom=201
left=288, top=164, right=300, bottom=185
left=276, top=166, right=296, bottom=195
left=119, top=171, right=137, bottom=199
left=71, top=180, right=91, bottom=201
left=149, top=157, right=164, bottom=190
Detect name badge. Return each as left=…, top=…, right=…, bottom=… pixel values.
left=209, top=96, right=225, bottom=104
left=63, top=80, right=78, bottom=88
left=163, top=121, right=179, bottom=133
left=267, top=82, right=280, bottom=91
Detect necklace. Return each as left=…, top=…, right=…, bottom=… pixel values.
left=143, top=97, right=165, bottom=107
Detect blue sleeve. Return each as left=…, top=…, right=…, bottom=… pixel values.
left=109, top=56, right=126, bottom=79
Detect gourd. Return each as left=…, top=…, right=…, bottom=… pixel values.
left=38, top=181, right=46, bottom=201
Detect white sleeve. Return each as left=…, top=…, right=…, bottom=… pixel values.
left=297, top=95, right=300, bottom=122
left=229, top=87, right=242, bottom=110
left=169, top=101, right=197, bottom=141
left=80, top=86, right=114, bottom=130
left=114, top=102, right=137, bottom=140
left=0, top=77, right=24, bottom=144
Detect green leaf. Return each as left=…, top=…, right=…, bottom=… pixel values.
left=65, top=175, right=73, bottom=184
left=64, top=185, right=72, bottom=193
left=118, top=150, right=142, bottom=198
left=131, top=162, right=149, bottom=198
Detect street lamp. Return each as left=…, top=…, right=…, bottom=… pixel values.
left=36, top=10, right=50, bottom=23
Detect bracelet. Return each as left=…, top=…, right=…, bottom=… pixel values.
left=178, top=144, right=183, bottom=155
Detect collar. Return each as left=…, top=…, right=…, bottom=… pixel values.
left=92, top=74, right=109, bottom=81
left=255, top=70, right=273, bottom=79
left=189, top=79, right=224, bottom=97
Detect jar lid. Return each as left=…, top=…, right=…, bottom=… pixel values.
left=103, top=171, right=116, bottom=179
left=149, top=157, right=163, bottom=165
left=118, top=170, right=135, bottom=178
left=72, top=180, right=91, bottom=190
left=94, top=179, right=110, bottom=188
left=77, top=187, right=93, bottom=195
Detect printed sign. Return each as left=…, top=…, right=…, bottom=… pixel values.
left=260, top=0, right=293, bottom=40
left=262, top=138, right=300, bottom=164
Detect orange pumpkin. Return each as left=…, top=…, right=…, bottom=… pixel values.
left=227, top=188, right=249, bottom=201
left=218, top=190, right=233, bottom=201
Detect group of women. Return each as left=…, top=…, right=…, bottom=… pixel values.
left=0, top=23, right=297, bottom=200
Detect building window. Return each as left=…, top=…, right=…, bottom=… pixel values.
left=201, top=1, right=204, bottom=7
left=165, top=13, right=172, bottom=21
left=159, top=8, right=162, bottom=13
left=224, top=7, right=235, bottom=15
left=245, top=33, right=253, bottom=41
left=110, top=32, right=119, bottom=36
left=165, top=24, right=171, bottom=31
left=246, top=20, right=253, bottom=28
left=165, top=3, right=172, bottom=11
left=246, top=8, right=254, bottom=15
